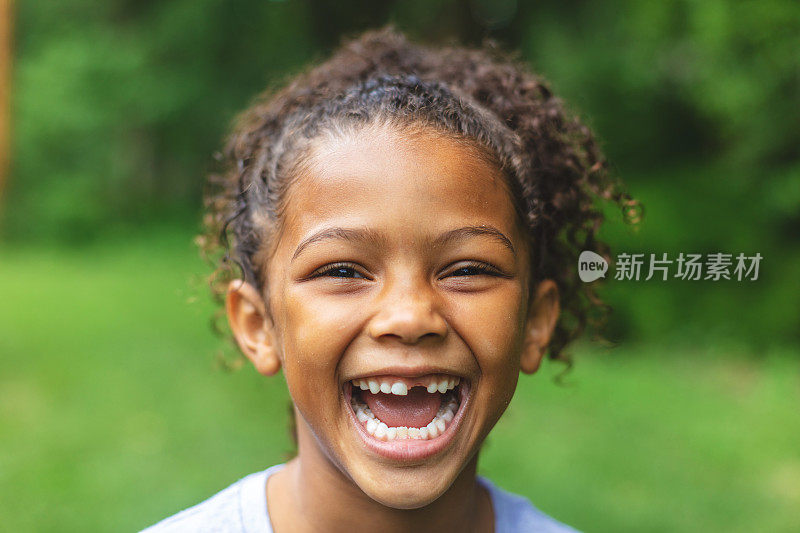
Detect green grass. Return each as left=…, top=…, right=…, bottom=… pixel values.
left=1, top=232, right=798, bottom=532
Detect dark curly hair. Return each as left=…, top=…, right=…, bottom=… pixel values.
left=198, top=26, right=640, bottom=371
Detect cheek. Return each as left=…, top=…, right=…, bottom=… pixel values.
left=451, top=285, right=526, bottom=413
left=278, top=288, right=364, bottom=404
left=459, top=284, right=524, bottom=430
left=453, top=286, right=525, bottom=370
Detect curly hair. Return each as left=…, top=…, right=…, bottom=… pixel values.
left=198, top=26, right=640, bottom=371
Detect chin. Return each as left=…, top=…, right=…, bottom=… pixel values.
left=358, top=471, right=454, bottom=509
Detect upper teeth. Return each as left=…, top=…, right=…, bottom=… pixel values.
left=352, top=375, right=460, bottom=396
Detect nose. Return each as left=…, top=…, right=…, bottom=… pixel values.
left=367, top=278, right=448, bottom=345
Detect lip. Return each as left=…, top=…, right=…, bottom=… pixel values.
left=343, top=379, right=472, bottom=463
left=345, top=365, right=466, bottom=382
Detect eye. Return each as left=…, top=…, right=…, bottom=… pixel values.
left=311, top=262, right=368, bottom=279
left=444, top=261, right=503, bottom=278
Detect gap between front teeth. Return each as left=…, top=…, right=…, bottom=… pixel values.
left=353, top=375, right=460, bottom=396
left=352, top=396, right=458, bottom=441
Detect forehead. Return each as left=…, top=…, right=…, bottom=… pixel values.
left=277, top=123, right=522, bottom=252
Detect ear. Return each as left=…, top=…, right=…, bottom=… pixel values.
left=520, top=279, right=560, bottom=374
left=225, top=280, right=281, bottom=376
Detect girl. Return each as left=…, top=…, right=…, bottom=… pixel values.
left=145, top=27, right=633, bottom=533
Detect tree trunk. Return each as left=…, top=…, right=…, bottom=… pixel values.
left=0, top=0, right=11, bottom=210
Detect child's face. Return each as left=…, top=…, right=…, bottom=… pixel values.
left=227, top=123, right=559, bottom=508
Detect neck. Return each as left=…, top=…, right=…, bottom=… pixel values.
left=268, top=416, right=492, bottom=533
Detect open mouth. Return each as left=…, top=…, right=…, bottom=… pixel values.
left=344, top=374, right=470, bottom=461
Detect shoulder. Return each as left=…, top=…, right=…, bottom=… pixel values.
left=139, top=465, right=283, bottom=533
left=480, top=476, right=581, bottom=533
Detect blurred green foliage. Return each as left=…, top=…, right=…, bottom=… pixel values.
left=4, top=0, right=800, bottom=347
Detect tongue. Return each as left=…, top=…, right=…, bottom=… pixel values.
left=363, top=387, right=442, bottom=428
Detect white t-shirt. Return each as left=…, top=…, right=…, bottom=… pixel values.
left=141, top=464, right=579, bottom=532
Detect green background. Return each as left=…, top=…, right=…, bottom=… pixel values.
left=1, top=1, right=799, bottom=531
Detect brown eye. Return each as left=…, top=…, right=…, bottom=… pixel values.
left=313, top=263, right=367, bottom=279
left=445, top=262, right=503, bottom=278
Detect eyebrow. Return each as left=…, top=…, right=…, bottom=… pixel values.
left=292, top=225, right=515, bottom=261
left=433, top=226, right=516, bottom=256
left=292, top=227, right=387, bottom=261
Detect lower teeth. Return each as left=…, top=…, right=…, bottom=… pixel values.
left=351, top=390, right=459, bottom=441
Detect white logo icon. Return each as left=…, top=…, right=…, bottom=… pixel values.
left=578, top=251, right=608, bottom=282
